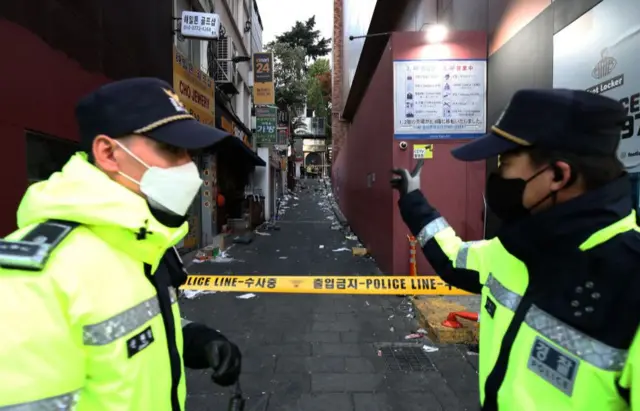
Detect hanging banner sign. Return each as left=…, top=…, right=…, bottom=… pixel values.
left=553, top=0, right=640, bottom=171
left=393, top=60, right=487, bottom=139
left=180, top=11, right=221, bottom=40
left=253, top=52, right=275, bottom=105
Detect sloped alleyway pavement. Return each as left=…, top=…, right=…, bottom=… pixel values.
left=180, top=179, right=479, bottom=411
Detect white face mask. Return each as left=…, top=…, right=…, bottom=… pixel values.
left=115, top=141, right=203, bottom=216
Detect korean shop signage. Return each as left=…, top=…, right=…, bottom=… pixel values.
left=255, top=106, right=277, bottom=145
left=180, top=11, right=221, bottom=40
left=253, top=52, right=275, bottom=105
left=172, top=47, right=215, bottom=126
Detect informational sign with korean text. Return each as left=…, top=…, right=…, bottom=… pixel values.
left=173, top=47, right=215, bottom=126
left=180, top=11, right=221, bottom=40
left=253, top=52, right=275, bottom=105
left=393, top=60, right=486, bottom=139
left=255, top=106, right=277, bottom=144
left=553, top=0, right=640, bottom=171
left=413, top=144, right=433, bottom=159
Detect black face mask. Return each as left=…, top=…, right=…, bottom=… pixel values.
left=485, top=167, right=555, bottom=223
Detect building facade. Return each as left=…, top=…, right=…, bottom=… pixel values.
left=174, top=0, right=257, bottom=132
left=0, top=0, right=174, bottom=236
left=332, top=0, right=627, bottom=275
left=0, top=0, right=265, bottom=250
left=173, top=0, right=267, bottom=253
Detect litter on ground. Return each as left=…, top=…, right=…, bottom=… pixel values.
left=404, top=333, right=424, bottom=340
left=236, top=293, right=256, bottom=299
left=332, top=247, right=350, bottom=252
left=422, top=344, right=439, bottom=353
left=182, top=289, right=216, bottom=299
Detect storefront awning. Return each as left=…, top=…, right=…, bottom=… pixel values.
left=214, top=136, right=266, bottom=167
left=228, top=136, right=266, bottom=167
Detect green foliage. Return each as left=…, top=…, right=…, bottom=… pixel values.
left=275, top=16, right=331, bottom=61
left=265, top=41, right=307, bottom=114
left=306, top=58, right=332, bottom=139
left=266, top=15, right=333, bottom=139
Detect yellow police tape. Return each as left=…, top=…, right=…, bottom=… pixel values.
left=181, top=275, right=471, bottom=295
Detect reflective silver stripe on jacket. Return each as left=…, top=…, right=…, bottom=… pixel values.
left=416, top=217, right=449, bottom=247
left=485, top=274, right=522, bottom=311
left=455, top=241, right=483, bottom=269
left=525, top=305, right=628, bottom=371
left=83, top=296, right=161, bottom=346
left=0, top=391, right=78, bottom=411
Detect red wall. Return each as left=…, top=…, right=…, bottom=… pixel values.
left=334, top=31, right=487, bottom=275
left=333, top=45, right=396, bottom=273
left=0, top=21, right=110, bottom=235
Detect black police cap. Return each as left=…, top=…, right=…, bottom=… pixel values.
left=75, top=77, right=230, bottom=150
left=452, top=88, right=627, bottom=161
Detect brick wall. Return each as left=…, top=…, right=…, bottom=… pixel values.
left=331, top=0, right=348, bottom=164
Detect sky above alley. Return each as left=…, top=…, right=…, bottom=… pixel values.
left=256, top=0, right=333, bottom=46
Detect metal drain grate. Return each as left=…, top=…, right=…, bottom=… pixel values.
left=377, top=344, right=435, bottom=372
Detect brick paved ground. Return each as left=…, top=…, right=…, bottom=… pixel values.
left=180, top=179, right=479, bottom=411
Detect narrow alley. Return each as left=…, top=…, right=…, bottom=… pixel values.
left=180, top=179, right=479, bottom=411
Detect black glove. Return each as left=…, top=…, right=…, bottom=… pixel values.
left=205, top=339, right=242, bottom=387
left=391, top=159, right=424, bottom=196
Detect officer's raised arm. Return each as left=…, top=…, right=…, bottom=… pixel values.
left=391, top=160, right=487, bottom=293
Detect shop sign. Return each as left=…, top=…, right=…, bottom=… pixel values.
left=277, top=128, right=289, bottom=145
left=277, top=110, right=290, bottom=127
left=255, top=106, right=277, bottom=144
left=173, top=47, right=215, bottom=126
left=253, top=52, right=275, bottom=105
left=221, top=116, right=234, bottom=133
left=553, top=0, right=640, bottom=171
left=180, top=11, right=221, bottom=40
left=233, top=124, right=243, bottom=138
left=393, top=59, right=487, bottom=139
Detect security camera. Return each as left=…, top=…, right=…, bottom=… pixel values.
left=399, top=141, right=408, bottom=150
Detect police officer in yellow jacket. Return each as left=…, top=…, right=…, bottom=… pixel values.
left=392, top=89, right=639, bottom=410
left=0, top=78, right=242, bottom=410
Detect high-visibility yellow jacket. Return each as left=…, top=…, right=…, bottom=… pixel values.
left=0, top=153, right=190, bottom=410
left=398, top=176, right=639, bottom=410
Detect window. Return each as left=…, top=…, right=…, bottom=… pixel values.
left=26, top=131, right=79, bottom=185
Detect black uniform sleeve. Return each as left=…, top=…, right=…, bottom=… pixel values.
left=398, top=190, right=483, bottom=294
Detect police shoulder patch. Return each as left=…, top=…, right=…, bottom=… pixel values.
left=0, top=220, right=78, bottom=271
left=528, top=336, right=580, bottom=396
